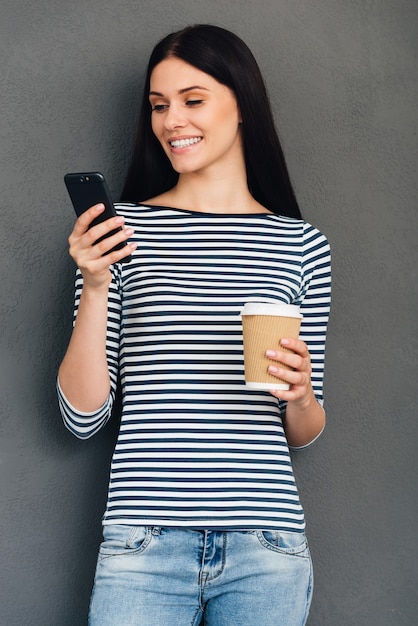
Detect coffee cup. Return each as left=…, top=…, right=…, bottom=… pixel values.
left=241, top=302, right=302, bottom=390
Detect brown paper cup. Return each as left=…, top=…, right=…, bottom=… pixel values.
left=241, top=303, right=302, bottom=390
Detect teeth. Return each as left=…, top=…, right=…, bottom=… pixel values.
left=170, top=137, right=201, bottom=148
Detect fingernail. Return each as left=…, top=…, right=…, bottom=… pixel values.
left=266, top=350, right=276, bottom=357
left=115, top=216, right=124, bottom=224
left=268, top=365, right=279, bottom=373
left=281, top=339, right=290, bottom=346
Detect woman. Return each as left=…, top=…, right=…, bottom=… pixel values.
left=58, top=24, right=331, bottom=626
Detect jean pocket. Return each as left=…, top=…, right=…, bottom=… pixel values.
left=98, top=525, right=152, bottom=561
left=255, top=530, right=310, bottom=557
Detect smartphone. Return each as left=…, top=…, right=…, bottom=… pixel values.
left=64, top=171, right=131, bottom=263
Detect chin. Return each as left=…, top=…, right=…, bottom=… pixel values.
left=169, top=161, right=202, bottom=175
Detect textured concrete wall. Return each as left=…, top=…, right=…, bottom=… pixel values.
left=1, top=1, right=417, bottom=624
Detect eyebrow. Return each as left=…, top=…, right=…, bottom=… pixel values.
left=149, top=85, right=210, bottom=97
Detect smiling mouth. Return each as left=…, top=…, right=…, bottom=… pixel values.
left=170, top=137, right=202, bottom=148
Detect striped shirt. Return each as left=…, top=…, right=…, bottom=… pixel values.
left=58, top=204, right=331, bottom=532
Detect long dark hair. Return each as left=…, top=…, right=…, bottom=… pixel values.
left=120, top=24, right=302, bottom=219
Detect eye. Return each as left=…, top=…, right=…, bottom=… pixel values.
left=186, top=99, right=204, bottom=107
left=151, top=103, right=168, bottom=113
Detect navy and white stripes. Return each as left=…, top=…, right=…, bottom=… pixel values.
left=58, top=204, right=331, bottom=531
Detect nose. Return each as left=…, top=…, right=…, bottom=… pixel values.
left=163, top=103, right=187, bottom=131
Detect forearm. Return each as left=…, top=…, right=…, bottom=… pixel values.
left=282, top=391, right=326, bottom=448
left=58, top=283, right=111, bottom=412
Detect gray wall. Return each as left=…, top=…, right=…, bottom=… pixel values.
left=1, top=1, right=417, bottom=624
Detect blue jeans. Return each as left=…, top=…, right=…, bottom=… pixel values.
left=88, top=525, right=313, bottom=625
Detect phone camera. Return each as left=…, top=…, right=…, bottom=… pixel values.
left=79, top=176, right=84, bottom=182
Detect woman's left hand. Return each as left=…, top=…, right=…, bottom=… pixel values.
left=266, top=338, right=314, bottom=407
left=267, top=338, right=325, bottom=447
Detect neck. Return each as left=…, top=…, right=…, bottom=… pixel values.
left=145, top=147, right=271, bottom=214
left=165, top=164, right=269, bottom=214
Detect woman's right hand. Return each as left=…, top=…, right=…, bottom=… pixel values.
left=68, top=203, right=136, bottom=289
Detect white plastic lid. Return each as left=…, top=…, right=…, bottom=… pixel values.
left=241, top=302, right=302, bottom=318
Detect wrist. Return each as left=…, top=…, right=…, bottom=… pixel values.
left=283, top=394, right=326, bottom=448
left=289, top=387, right=317, bottom=413
left=81, top=270, right=112, bottom=294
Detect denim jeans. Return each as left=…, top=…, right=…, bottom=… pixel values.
left=88, top=525, right=313, bottom=625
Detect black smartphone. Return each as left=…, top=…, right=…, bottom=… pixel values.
left=64, top=171, right=131, bottom=263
